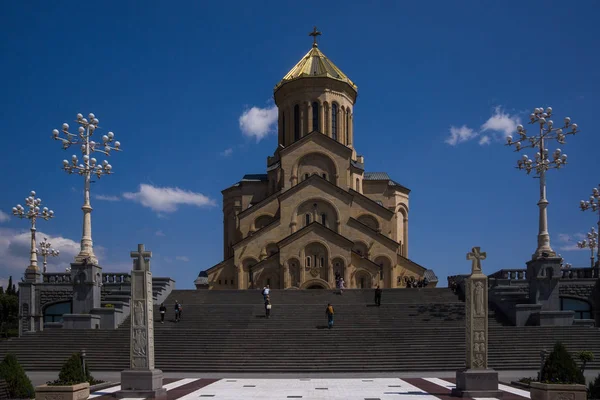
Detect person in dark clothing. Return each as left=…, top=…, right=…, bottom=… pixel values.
left=374, top=286, right=382, bottom=306
left=265, top=295, right=272, bottom=318
left=174, top=301, right=181, bottom=322
left=159, top=303, right=166, bottom=323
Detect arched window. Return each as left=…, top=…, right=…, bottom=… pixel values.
left=355, top=178, right=360, bottom=191
left=322, top=173, right=327, bottom=179
left=294, top=105, right=300, bottom=141
left=331, top=103, right=338, bottom=140
left=320, top=257, right=325, bottom=268
left=321, top=213, right=327, bottom=226
left=306, top=257, right=311, bottom=267
left=561, top=298, right=592, bottom=319
left=305, top=213, right=311, bottom=226
left=282, top=112, right=286, bottom=146
left=345, top=111, right=350, bottom=145
left=312, top=102, right=319, bottom=132
left=43, top=301, right=72, bottom=323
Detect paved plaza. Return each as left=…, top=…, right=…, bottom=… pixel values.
left=87, top=377, right=530, bottom=400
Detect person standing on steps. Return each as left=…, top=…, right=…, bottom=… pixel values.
left=178, top=302, right=183, bottom=320
left=338, top=278, right=345, bottom=295
left=159, top=303, right=166, bottom=323
left=265, top=295, right=272, bottom=318
left=262, top=285, right=270, bottom=301
left=326, top=303, right=335, bottom=329
left=174, top=300, right=181, bottom=322
left=374, top=285, right=382, bottom=307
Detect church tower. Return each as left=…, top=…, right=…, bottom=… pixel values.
left=199, top=28, right=437, bottom=291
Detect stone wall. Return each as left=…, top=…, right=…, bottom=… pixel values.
left=559, top=280, right=594, bottom=301
left=40, top=286, right=73, bottom=308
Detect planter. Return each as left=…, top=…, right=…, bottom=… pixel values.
left=530, top=382, right=587, bottom=400
left=35, top=382, right=90, bottom=400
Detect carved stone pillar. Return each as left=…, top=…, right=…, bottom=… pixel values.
left=452, top=247, right=501, bottom=399
left=116, top=244, right=166, bottom=399
left=307, top=103, right=313, bottom=133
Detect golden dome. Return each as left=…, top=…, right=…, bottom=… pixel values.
left=275, top=44, right=357, bottom=92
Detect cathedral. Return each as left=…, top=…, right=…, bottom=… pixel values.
left=199, top=29, right=437, bottom=290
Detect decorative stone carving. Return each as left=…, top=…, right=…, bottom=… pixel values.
left=452, top=246, right=501, bottom=398
left=115, top=244, right=165, bottom=399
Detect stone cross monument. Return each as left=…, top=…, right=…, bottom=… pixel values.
left=452, top=247, right=502, bottom=399
left=115, top=244, right=166, bottom=399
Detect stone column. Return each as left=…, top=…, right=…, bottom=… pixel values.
left=307, top=103, right=313, bottom=133
left=115, top=244, right=166, bottom=399
left=452, top=247, right=502, bottom=398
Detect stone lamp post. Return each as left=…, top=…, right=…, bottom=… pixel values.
left=576, top=227, right=598, bottom=269
left=452, top=247, right=502, bottom=398
left=506, top=107, right=579, bottom=315
left=52, top=113, right=122, bottom=316
left=580, top=185, right=600, bottom=275
left=12, top=191, right=55, bottom=282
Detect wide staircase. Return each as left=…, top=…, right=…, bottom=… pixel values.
left=1, top=288, right=599, bottom=372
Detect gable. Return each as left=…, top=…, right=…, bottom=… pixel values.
left=347, top=217, right=400, bottom=252
left=278, top=222, right=354, bottom=250
left=280, top=130, right=352, bottom=159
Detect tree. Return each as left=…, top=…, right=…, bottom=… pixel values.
left=5, top=277, right=13, bottom=296
left=540, top=342, right=585, bottom=385
left=0, top=354, right=34, bottom=399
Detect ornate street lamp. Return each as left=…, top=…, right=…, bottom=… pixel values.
left=38, top=237, right=59, bottom=273
left=52, top=113, right=122, bottom=265
left=577, top=227, right=598, bottom=268
left=506, top=107, right=579, bottom=260
left=12, top=191, right=55, bottom=280
left=579, top=185, right=600, bottom=269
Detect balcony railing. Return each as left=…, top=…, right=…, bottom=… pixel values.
left=42, top=272, right=131, bottom=284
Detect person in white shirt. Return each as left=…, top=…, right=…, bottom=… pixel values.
left=262, top=285, right=270, bottom=300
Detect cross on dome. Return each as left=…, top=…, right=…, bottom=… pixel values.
left=309, top=26, right=322, bottom=47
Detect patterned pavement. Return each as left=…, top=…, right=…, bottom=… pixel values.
left=89, top=376, right=531, bottom=400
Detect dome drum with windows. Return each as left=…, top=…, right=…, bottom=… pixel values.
left=198, top=28, right=438, bottom=290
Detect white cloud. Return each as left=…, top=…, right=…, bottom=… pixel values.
left=123, top=184, right=216, bottom=213
left=556, top=233, right=587, bottom=251
left=239, top=105, right=278, bottom=142
left=0, top=211, right=9, bottom=223
left=0, top=227, right=119, bottom=279
left=480, top=107, right=521, bottom=140
left=155, top=230, right=165, bottom=237
left=220, top=148, right=233, bottom=157
left=445, top=125, right=477, bottom=146
left=446, top=107, right=522, bottom=146
left=175, top=256, right=189, bottom=262
left=95, top=194, right=121, bottom=202
left=0, top=227, right=80, bottom=275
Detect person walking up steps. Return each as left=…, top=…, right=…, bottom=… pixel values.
left=326, top=303, right=335, bottom=329
left=262, top=285, right=270, bottom=301
left=159, top=303, right=166, bottom=323
left=174, top=300, right=181, bottom=322
left=265, top=295, right=272, bottom=318
left=374, top=285, right=382, bottom=306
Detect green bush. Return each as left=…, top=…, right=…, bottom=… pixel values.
left=48, top=353, right=95, bottom=386
left=0, top=354, right=34, bottom=399
left=589, top=373, right=600, bottom=399
left=577, top=351, right=594, bottom=374
left=540, top=342, right=585, bottom=385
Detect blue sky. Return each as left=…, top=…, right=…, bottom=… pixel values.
left=1, top=1, right=599, bottom=289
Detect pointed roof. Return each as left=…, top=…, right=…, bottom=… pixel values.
left=275, top=45, right=357, bottom=92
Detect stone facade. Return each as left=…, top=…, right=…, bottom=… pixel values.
left=203, top=39, right=437, bottom=290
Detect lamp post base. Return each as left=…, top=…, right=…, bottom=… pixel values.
left=24, top=265, right=42, bottom=283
